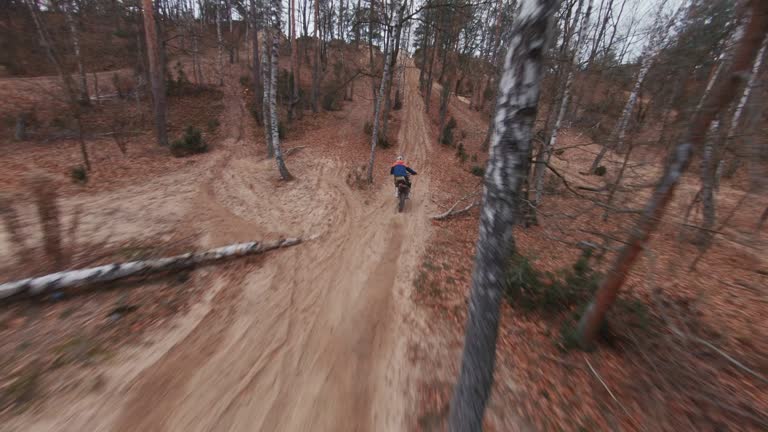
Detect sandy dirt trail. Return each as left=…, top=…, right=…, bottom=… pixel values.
left=6, top=61, right=433, bottom=431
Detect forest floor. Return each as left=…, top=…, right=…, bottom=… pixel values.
left=410, top=79, right=768, bottom=431
left=0, top=51, right=436, bottom=430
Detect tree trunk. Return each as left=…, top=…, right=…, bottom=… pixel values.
left=424, top=29, right=439, bottom=113
left=289, top=0, right=300, bottom=120
left=250, top=0, right=262, bottom=119
left=262, top=24, right=274, bottom=157
left=141, top=0, right=169, bottom=146
left=0, top=239, right=302, bottom=300
left=270, top=0, right=293, bottom=180
left=366, top=2, right=402, bottom=184
left=532, top=0, right=591, bottom=216
left=312, top=0, right=320, bottom=112
left=216, top=2, right=225, bottom=85
left=577, top=0, right=768, bottom=348
left=589, top=1, right=672, bottom=172
left=64, top=0, right=90, bottom=105
left=381, top=9, right=405, bottom=140
left=447, top=1, right=556, bottom=429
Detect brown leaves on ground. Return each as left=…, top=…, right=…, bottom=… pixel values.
left=413, top=90, right=768, bottom=431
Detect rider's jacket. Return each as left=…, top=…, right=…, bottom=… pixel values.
left=390, top=160, right=417, bottom=177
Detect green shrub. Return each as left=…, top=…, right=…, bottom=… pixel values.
left=594, top=165, right=607, bottom=176
left=278, top=121, right=286, bottom=139
left=364, top=121, right=373, bottom=136
left=207, top=118, right=220, bottom=131
left=446, top=117, right=457, bottom=129
left=170, top=126, right=207, bottom=157
left=504, top=250, right=601, bottom=314
left=70, top=166, right=88, bottom=184
left=455, top=143, right=468, bottom=163
left=377, top=136, right=391, bottom=148
left=239, top=75, right=250, bottom=87
left=471, top=153, right=478, bottom=162
left=470, top=165, right=485, bottom=177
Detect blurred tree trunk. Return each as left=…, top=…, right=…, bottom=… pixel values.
left=531, top=0, right=592, bottom=221
left=289, top=0, right=300, bottom=120
left=262, top=22, right=274, bottom=157
left=64, top=0, right=90, bottom=105
left=270, top=0, right=292, bottom=180
left=424, top=28, right=439, bottom=113
left=381, top=5, right=405, bottom=140
left=141, top=0, right=168, bottom=146
left=589, top=1, right=673, bottom=173
left=366, top=1, right=402, bottom=184
left=216, top=1, right=225, bottom=85
left=312, top=0, right=321, bottom=112
left=447, top=1, right=556, bottom=429
left=577, top=0, right=768, bottom=348
left=250, top=0, right=263, bottom=123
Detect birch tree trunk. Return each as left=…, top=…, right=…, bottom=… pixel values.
left=290, top=0, right=300, bottom=120
left=262, top=22, right=275, bottom=156
left=532, top=0, right=591, bottom=214
left=141, top=0, right=169, bottom=146
left=0, top=239, right=302, bottom=300
left=381, top=4, right=406, bottom=140
left=424, top=29, right=439, bottom=113
left=697, top=32, right=768, bottom=243
left=365, top=2, right=400, bottom=184
left=312, top=0, right=321, bottom=112
left=447, top=1, right=557, bottom=429
left=577, top=0, right=768, bottom=347
left=216, top=1, right=225, bottom=86
left=270, top=0, right=293, bottom=180
left=589, top=2, right=672, bottom=173
left=64, top=0, right=90, bottom=105
left=250, top=0, right=262, bottom=112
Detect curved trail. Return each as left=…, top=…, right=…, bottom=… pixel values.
left=8, top=62, right=433, bottom=431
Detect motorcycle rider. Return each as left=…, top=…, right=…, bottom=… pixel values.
left=390, top=155, right=417, bottom=197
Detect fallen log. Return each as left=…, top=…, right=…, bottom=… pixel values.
left=0, top=238, right=301, bottom=300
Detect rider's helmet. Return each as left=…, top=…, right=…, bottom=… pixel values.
left=396, top=155, right=404, bottom=161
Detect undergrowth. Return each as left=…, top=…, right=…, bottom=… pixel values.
left=504, top=250, right=650, bottom=350
left=170, top=126, right=207, bottom=157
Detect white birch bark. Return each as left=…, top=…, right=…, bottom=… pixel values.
left=589, top=2, right=677, bottom=173
left=532, top=0, right=591, bottom=208
left=270, top=0, right=293, bottom=180
left=725, top=33, right=768, bottom=144
left=365, top=2, right=400, bottom=184
left=447, top=0, right=557, bottom=429
left=0, top=239, right=301, bottom=299
left=262, top=19, right=274, bottom=157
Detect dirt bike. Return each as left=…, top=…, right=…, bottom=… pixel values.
left=396, top=177, right=411, bottom=213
